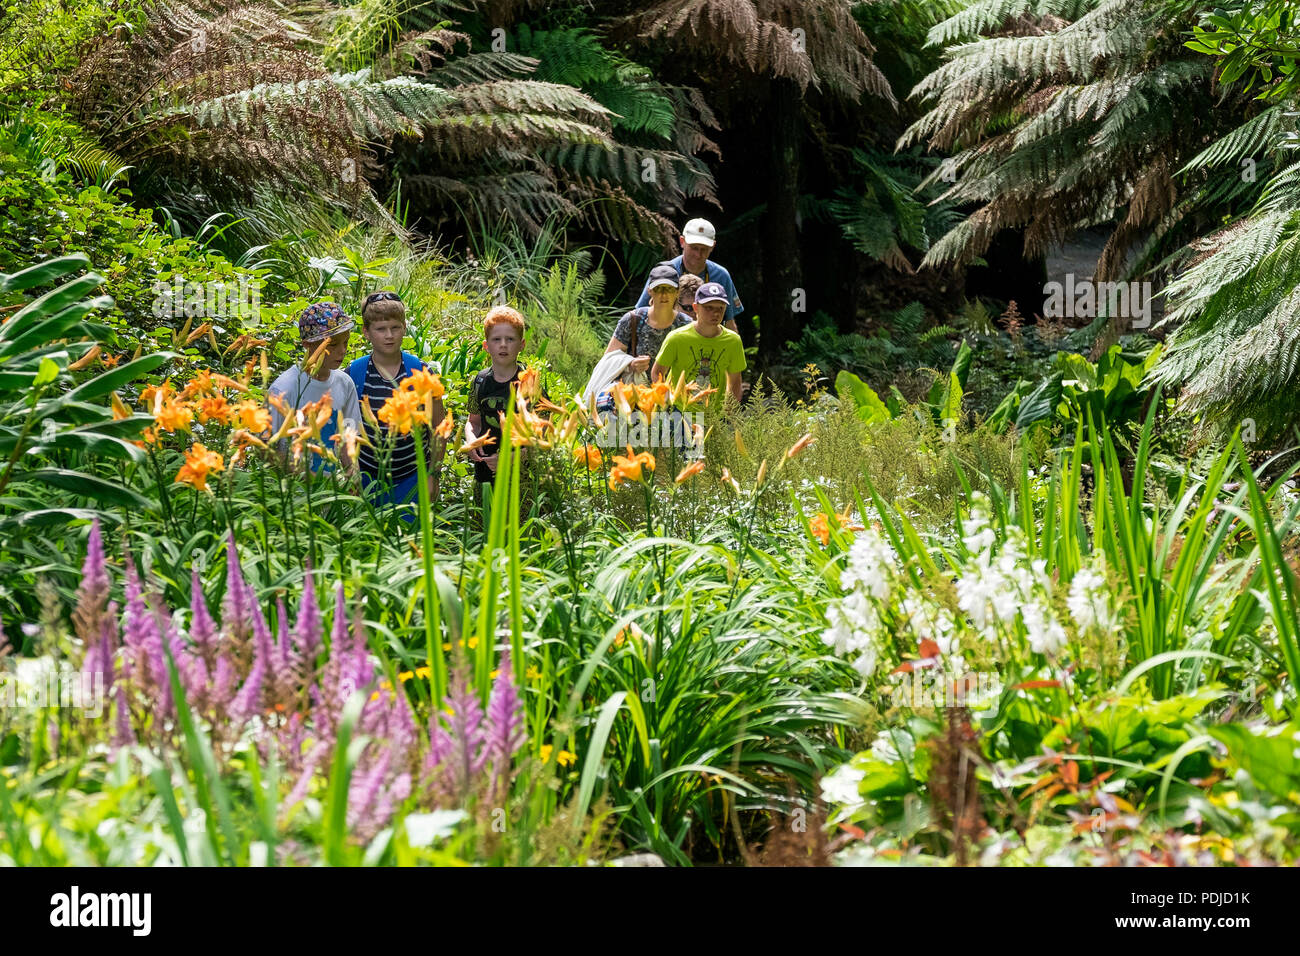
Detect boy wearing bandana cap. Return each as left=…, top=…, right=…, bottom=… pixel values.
left=267, top=301, right=363, bottom=472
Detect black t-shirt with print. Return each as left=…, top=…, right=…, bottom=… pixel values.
left=467, top=364, right=521, bottom=483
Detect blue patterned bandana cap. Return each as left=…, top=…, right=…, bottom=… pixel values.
left=299, top=301, right=355, bottom=343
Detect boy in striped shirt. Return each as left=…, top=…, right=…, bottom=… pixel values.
left=347, top=292, right=445, bottom=510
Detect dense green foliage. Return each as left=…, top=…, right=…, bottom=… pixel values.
left=3, top=0, right=1300, bottom=868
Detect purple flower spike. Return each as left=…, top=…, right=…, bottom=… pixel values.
left=73, top=519, right=113, bottom=655
left=486, top=654, right=526, bottom=767
left=294, top=570, right=321, bottom=665
left=221, top=534, right=253, bottom=643
left=274, top=596, right=293, bottom=673
left=189, top=569, right=218, bottom=671
left=443, top=668, right=486, bottom=798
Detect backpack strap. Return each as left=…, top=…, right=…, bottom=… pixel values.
left=346, top=355, right=369, bottom=395
left=401, top=351, right=423, bottom=375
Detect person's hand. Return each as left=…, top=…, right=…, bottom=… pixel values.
left=629, top=355, right=651, bottom=373
left=484, top=453, right=499, bottom=473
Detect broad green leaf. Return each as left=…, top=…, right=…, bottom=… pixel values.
left=835, top=369, right=890, bottom=424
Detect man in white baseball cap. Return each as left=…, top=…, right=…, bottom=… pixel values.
left=635, top=218, right=743, bottom=332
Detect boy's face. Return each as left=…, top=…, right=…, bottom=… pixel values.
left=694, top=300, right=726, bottom=334
left=363, top=316, right=405, bottom=357
left=320, top=331, right=350, bottom=370
left=677, top=291, right=696, bottom=315
left=485, top=323, right=523, bottom=365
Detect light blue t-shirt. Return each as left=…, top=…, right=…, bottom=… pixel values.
left=635, top=255, right=744, bottom=323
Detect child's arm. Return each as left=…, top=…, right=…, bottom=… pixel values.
left=726, top=370, right=743, bottom=404
left=466, top=412, right=489, bottom=463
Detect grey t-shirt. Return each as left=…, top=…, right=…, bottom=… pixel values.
left=267, top=365, right=362, bottom=437
left=613, top=307, right=692, bottom=362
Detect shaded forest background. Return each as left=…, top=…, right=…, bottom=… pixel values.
left=5, top=0, right=1300, bottom=439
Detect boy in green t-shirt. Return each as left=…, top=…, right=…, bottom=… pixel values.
left=652, top=281, right=746, bottom=405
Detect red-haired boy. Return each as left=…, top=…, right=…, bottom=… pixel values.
left=465, top=305, right=529, bottom=484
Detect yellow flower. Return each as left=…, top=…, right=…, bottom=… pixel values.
left=175, top=442, right=224, bottom=492
left=489, top=668, right=501, bottom=680
left=538, top=745, right=577, bottom=768
left=525, top=665, right=542, bottom=681
left=467, top=636, right=479, bottom=650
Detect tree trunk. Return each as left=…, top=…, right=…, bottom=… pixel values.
left=758, top=78, right=803, bottom=360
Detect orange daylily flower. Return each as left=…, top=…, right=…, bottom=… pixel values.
left=674, top=460, right=705, bottom=484
left=175, top=442, right=224, bottom=492
left=809, top=513, right=830, bottom=546
left=360, top=395, right=380, bottom=428
left=785, top=433, right=817, bottom=461
left=211, top=372, right=250, bottom=393
left=235, top=400, right=271, bottom=434
left=574, top=444, right=603, bottom=470
left=517, top=366, right=540, bottom=400
left=459, top=432, right=496, bottom=455
left=377, top=390, right=422, bottom=436
left=184, top=322, right=212, bottom=346
left=197, top=395, right=232, bottom=425
left=155, top=399, right=193, bottom=433
left=719, top=466, right=740, bottom=495
left=181, top=370, right=216, bottom=399
left=635, top=385, right=659, bottom=418
left=435, top=413, right=454, bottom=441
left=685, top=383, right=718, bottom=407
left=140, top=380, right=175, bottom=410
left=611, top=383, right=634, bottom=418
left=222, top=334, right=270, bottom=358
left=608, top=445, right=655, bottom=490
left=402, top=369, right=445, bottom=400
left=331, top=417, right=365, bottom=461
left=69, top=345, right=101, bottom=371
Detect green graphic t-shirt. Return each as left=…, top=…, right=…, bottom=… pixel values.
left=655, top=325, right=746, bottom=402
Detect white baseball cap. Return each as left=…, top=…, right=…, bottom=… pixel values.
left=681, top=218, right=716, bottom=247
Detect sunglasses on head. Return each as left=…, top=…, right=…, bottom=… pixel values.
left=363, top=291, right=402, bottom=310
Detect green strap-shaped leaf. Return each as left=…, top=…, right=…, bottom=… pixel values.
left=0, top=254, right=91, bottom=293
left=10, top=469, right=152, bottom=510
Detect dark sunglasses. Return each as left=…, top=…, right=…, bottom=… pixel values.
left=363, top=291, right=402, bottom=310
